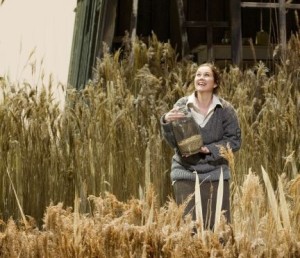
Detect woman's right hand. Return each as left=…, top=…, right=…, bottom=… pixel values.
left=164, top=107, right=186, bottom=123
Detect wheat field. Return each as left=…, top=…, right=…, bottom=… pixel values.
left=0, top=33, right=299, bottom=257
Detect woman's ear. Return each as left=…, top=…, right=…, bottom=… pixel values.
left=214, top=84, right=217, bottom=88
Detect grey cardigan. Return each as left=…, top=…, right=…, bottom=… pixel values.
left=161, top=96, right=241, bottom=182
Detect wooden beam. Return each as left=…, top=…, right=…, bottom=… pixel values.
left=206, top=0, right=213, bottom=62
left=93, top=0, right=105, bottom=62
left=279, top=0, right=286, bottom=61
left=86, top=0, right=100, bottom=80
left=68, top=0, right=90, bottom=89
left=176, top=0, right=190, bottom=58
left=184, top=21, right=229, bottom=28
left=241, top=2, right=300, bottom=9
left=95, top=0, right=118, bottom=58
left=102, top=0, right=118, bottom=50
left=130, top=0, right=139, bottom=41
left=230, top=0, right=243, bottom=67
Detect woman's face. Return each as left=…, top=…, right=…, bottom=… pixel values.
left=194, top=65, right=216, bottom=94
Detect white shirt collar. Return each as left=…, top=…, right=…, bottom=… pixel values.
left=186, top=92, right=222, bottom=127
left=186, top=92, right=222, bottom=110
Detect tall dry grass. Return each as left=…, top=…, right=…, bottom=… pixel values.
left=0, top=172, right=300, bottom=257
left=0, top=32, right=299, bottom=256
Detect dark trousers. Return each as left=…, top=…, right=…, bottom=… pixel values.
left=173, top=179, right=230, bottom=230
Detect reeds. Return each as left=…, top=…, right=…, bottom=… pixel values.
left=0, top=32, right=299, bottom=256
left=0, top=171, right=299, bottom=257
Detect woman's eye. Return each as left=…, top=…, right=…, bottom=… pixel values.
left=196, top=73, right=212, bottom=77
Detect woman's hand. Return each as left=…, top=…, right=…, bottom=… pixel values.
left=199, top=146, right=210, bottom=154
left=164, top=107, right=185, bottom=123
left=182, top=146, right=210, bottom=157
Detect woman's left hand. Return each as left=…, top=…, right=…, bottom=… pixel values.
left=199, top=146, right=210, bottom=154
left=182, top=146, right=210, bottom=157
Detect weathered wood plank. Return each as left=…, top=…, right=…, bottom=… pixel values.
left=85, top=0, right=99, bottom=80
left=206, top=0, right=213, bottom=62
left=241, top=2, right=300, bottom=9
left=92, top=0, right=104, bottom=68
left=279, top=0, right=287, bottom=60
left=130, top=0, right=139, bottom=41
left=176, top=0, right=190, bottom=58
left=230, top=0, right=243, bottom=66
left=68, top=0, right=89, bottom=89
left=77, top=0, right=94, bottom=89
left=184, top=21, right=229, bottom=28
left=101, top=0, right=118, bottom=51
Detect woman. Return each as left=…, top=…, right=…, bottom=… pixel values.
left=160, top=63, right=241, bottom=230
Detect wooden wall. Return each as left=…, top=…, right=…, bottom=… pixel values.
left=68, top=0, right=118, bottom=89
left=68, top=0, right=300, bottom=89
left=183, top=0, right=229, bottom=49
left=241, top=0, right=300, bottom=45
left=68, top=0, right=103, bottom=90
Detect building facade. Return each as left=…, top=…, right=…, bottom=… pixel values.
left=68, top=0, right=300, bottom=89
